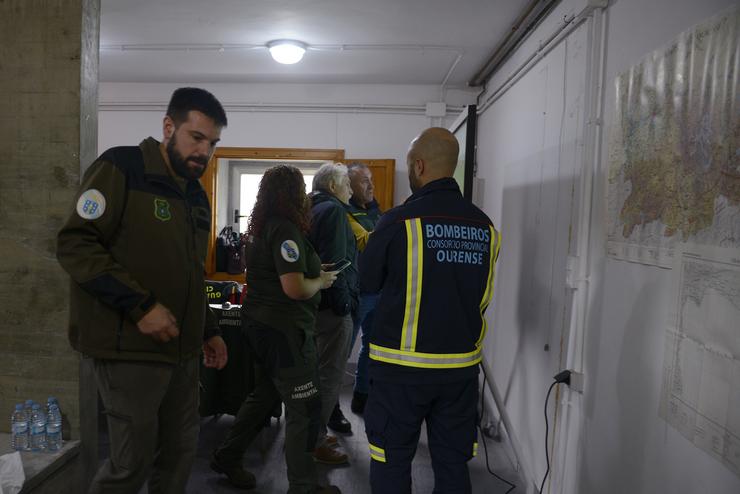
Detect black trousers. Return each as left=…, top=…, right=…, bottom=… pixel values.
left=214, top=316, right=322, bottom=494
left=364, top=376, right=479, bottom=494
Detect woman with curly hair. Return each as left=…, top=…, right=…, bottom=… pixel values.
left=211, top=165, right=341, bottom=494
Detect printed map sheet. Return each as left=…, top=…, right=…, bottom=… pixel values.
left=659, top=244, right=740, bottom=478
left=607, top=9, right=739, bottom=268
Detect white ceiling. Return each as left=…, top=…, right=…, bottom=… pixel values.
left=100, top=0, right=531, bottom=87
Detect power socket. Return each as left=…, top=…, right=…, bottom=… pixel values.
left=553, top=369, right=585, bottom=393
left=568, top=371, right=584, bottom=393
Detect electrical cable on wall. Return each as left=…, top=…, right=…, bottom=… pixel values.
left=479, top=365, right=516, bottom=493
left=539, top=370, right=572, bottom=494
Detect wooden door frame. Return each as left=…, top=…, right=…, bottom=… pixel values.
left=201, top=147, right=345, bottom=281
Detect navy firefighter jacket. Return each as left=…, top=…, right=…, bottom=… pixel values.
left=360, top=177, right=501, bottom=384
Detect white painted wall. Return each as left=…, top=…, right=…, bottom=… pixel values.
left=97, top=82, right=477, bottom=206
left=581, top=1, right=739, bottom=493
left=475, top=0, right=740, bottom=493
left=475, top=1, right=591, bottom=491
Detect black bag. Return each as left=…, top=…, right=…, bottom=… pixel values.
left=216, top=226, right=235, bottom=272
left=227, top=232, right=248, bottom=275
left=216, top=226, right=246, bottom=274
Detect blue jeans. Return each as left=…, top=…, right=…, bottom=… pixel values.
left=351, top=293, right=380, bottom=394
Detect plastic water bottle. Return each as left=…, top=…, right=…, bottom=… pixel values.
left=23, top=399, right=35, bottom=446
left=46, top=397, right=63, bottom=451
left=45, top=397, right=59, bottom=423
left=29, top=404, right=46, bottom=451
left=11, top=404, right=29, bottom=451
left=24, top=399, right=34, bottom=419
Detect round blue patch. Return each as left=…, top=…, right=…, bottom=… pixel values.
left=280, top=240, right=300, bottom=262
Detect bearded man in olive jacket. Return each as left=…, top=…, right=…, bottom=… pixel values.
left=57, top=87, right=228, bottom=494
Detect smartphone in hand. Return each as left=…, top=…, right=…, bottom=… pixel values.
left=325, top=259, right=352, bottom=273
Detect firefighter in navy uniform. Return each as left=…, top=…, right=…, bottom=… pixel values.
left=359, top=127, right=501, bottom=494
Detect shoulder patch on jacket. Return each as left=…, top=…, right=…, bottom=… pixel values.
left=76, top=189, right=106, bottom=220
left=281, top=240, right=300, bottom=262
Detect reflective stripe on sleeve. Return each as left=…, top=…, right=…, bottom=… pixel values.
left=369, top=443, right=386, bottom=463
left=473, top=442, right=479, bottom=457
left=476, top=226, right=500, bottom=346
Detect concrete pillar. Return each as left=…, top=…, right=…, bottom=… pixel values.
left=0, top=0, right=100, bottom=462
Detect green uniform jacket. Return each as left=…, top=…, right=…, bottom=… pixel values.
left=242, top=217, right=322, bottom=335
left=347, top=197, right=382, bottom=231
left=57, top=137, right=218, bottom=364
left=346, top=197, right=382, bottom=252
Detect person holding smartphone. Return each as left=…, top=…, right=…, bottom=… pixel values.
left=210, top=165, right=341, bottom=494
left=325, top=259, right=352, bottom=274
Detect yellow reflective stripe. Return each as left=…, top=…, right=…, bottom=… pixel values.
left=473, top=442, right=479, bottom=457
left=476, top=226, right=499, bottom=346
left=369, top=343, right=482, bottom=369
left=410, top=219, right=424, bottom=350
left=369, top=443, right=386, bottom=462
left=400, top=221, right=414, bottom=350
left=400, top=219, right=423, bottom=352
left=494, top=229, right=502, bottom=261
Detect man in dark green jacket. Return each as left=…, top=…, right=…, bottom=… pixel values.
left=345, top=163, right=383, bottom=415
left=57, top=87, right=228, bottom=494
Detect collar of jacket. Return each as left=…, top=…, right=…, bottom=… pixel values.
left=349, top=196, right=379, bottom=211
left=404, top=177, right=461, bottom=204
left=310, top=190, right=345, bottom=208
left=139, top=137, right=206, bottom=197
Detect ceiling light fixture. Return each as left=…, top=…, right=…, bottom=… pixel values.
left=267, top=40, right=307, bottom=65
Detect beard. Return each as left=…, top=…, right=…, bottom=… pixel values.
left=166, top=134, right=209, bottom=180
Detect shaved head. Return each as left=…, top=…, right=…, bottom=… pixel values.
left=407, top=127, right=459, bottom=192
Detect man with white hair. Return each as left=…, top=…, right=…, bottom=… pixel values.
left=307, top=163, right=359, bottom=464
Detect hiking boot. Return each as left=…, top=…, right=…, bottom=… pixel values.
left=327, top=403, right=352, bottom=434
left=210, top=453, right=257, bottom=489
left=312, top=444, right=349, bottom=465
left=350, top=391, right=368, bottom=414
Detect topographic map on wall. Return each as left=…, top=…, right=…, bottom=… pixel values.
left=659, top=244, right=740, bottom=478
left=607, top=8, right=739, bottom=268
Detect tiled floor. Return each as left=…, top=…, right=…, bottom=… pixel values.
left=185, top=373, right=525, bottom=493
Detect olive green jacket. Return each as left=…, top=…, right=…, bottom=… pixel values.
left=57, top=137, right=218, bottom=363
